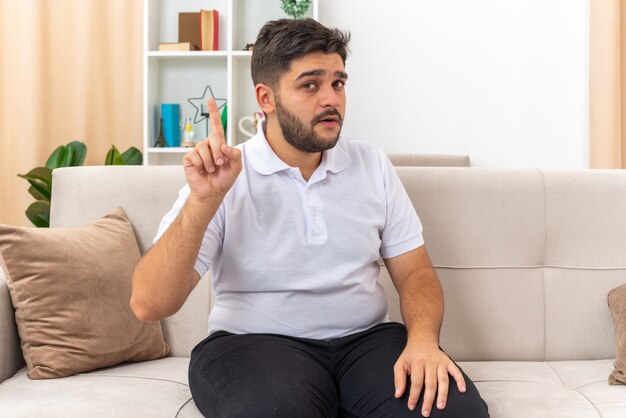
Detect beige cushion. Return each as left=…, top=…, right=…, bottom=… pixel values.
left=462, top=360, right=622, bottom=417
left=0, top=357, right=202, bottom=417
left=608, top=283, right=626, bottom=384
left=0, top=208, right=169, bottom=379
left=51, top=166, right=209, bottom=357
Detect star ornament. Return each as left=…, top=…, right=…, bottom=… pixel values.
left=187, top=85, right=227, bottom=125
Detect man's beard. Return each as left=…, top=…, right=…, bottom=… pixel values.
left=275, top=96, right=343, bottom=153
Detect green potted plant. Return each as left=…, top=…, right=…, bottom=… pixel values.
left=281, top=0, right=311, bottom=19
left=18, top=141, right=143, bottom=227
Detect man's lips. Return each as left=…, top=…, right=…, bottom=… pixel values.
left=317, top=122, right=339, bottom=131
left=314, top=114, right=342, bottom=128
left=318, top=119, right=339, bottom=127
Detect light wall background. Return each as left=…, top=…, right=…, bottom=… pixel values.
left=0, top=0, right=590, bottom=226
left=319, top=0, right=589, bottom=168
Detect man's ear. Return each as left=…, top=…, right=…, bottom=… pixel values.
left=256, top=83, right=276, bottom=115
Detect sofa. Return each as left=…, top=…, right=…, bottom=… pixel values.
left=387, top=153, right=470, bottom=167
left=1, top=165, right=626, bottom=417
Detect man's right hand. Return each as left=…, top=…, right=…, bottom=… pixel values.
left=183, top=98, right=242, bottom=201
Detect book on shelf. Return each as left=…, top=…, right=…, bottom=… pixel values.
left=200, top=9, right=219, bottom=51
left=178, top=12, right=201, bottom=48
left=158, top=42, right=199, bottom=52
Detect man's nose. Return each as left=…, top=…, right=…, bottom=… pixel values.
left=319, top=84, right=342, bottom=108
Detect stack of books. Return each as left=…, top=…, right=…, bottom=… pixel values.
left=158, top=42, right=199, bottom=52
left=158, top=10, right=219, bottom=52
left=176, top=12, right=201, bottom=51
left=200, top=10, right=219, bottom=51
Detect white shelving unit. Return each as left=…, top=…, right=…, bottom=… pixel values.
left=143, top=0, right=319, bottom=165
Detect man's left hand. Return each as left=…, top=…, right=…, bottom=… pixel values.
left=393, top=343, right=466, bottom=416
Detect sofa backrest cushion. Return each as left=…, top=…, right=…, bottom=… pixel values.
left=387, top=153, right=470, bottom=167
left=392, top=167, right=626, bottom=361
left=50, top=166, right=626, bottom=361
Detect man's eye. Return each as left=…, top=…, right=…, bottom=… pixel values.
left=333, top=80, right=346, bottom=88
left=303, top=82, right=317, bottom=90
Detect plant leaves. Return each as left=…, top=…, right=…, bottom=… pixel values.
left=23, top=179, right=51, bottom=201
left=28, top=185, right=47, bottom=201
left=21, top=141, right=85, bottom=228
left=25, top=200, right=50, bottom=228
left=104, top=145, right=125, bottom=165
left=45, top=141, right=87, bottom=168
left=62, top=146, right=75, bottom=167
left=18, top=166, right=52, bottom=185
left=67, top=141, right=87, bottom=166
left=221, top=103, right=228, bottom=133
left=18, top=167, right=52, bottom=201
left=121, top=147, right=143, bottom=165
left=280, top=0, right=311, bottom=19
left=45, top=145, right=68, bottom=169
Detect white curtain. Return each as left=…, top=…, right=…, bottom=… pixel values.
left=589, top=0, right=626, bottom=168
left=0, top=0, right=143, bottom=226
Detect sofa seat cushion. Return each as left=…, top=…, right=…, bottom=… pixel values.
left=2, top=357, right=624, bottom=417
left=0, top=357, right=202, bottom=418
left=460, top=359, right=626, bottom=417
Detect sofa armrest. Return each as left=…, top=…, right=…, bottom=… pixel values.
left=0, top=269, right=24, bottom=383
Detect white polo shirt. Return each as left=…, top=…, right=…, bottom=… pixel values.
left=154, top=127, right=424, bottom=339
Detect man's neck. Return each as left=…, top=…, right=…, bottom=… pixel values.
left=264, top=118, right=322, bottom=182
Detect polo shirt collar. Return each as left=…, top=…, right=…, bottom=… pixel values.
left=246, top=123, right=290, bottom=175
left=246, top=122, right=351, bottom=176
left=321, top=136, right=350, bottom=174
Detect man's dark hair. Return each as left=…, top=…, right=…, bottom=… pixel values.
left=251, top=18, right=351, bottom=89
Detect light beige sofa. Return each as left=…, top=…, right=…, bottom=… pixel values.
left=387, top=153, right=470, bottom=167
left=1, top=165, right=626, bottom=417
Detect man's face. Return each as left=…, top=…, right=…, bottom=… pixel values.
left=273, top=52, right=347, bottom=153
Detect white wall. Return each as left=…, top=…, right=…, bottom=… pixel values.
left=319, top=0, right=588, bottom=168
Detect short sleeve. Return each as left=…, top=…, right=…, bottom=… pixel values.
left=153, top=184, right=225, bottom=278
left=378, top=151, right=424, bottom=259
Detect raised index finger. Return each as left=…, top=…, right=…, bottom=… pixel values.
left=207, top=98, right=225, bottom=140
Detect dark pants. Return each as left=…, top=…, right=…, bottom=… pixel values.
left=188, top=322, right=489, bottom=418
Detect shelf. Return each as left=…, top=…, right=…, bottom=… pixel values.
left=148, top=51, right=230, bottom=59
left=144, top=0, right=319, bottom=165
left=147, top=147, right=193, bottom=153
left=147, top=51, right=251, bottom=59
left=231, top=51, right=253, bottom=57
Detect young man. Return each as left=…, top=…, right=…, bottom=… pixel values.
left=131, top=19, right=489, bottom=418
